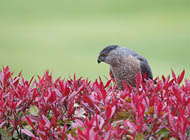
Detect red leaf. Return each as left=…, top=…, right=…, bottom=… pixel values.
left=48, top=91, right=56, bottom=103
left=105, top=79, right=112, bottom=88
left=50, top=114, right=57, bottom=127
left=32, top=88, right=40, bottom=100
left=177, top=70, right=185, bottom=85
left=105, top=105, right=111, bottom=122
left=105, top=105, right=116, bottom=123
left=125, top=119, right=136, bottom=132
left=136, top=72, right=142, bottom=88
left=77, top=127, right=86, bottom=140
left=101, top=87, right=107, bottom=101
left=21, top=129, right=35, bottom=137
left=98, top=77, right=107, bottom=100
left=68, top=91, right=77, bottom=101
left=162, top=75, right=166, bottom=82
left=122, top=81, right=128, bottom=90
left=3, top=66, right=11, bottom=83
left=61, top=124, right=67, bottom=140
left=0, top=120, right=7, bottom=128
left=83, top=94, right=94, bottom=108
left=29, top=75, right=34, bottom=86
left=25, top=116, right=35, bottom=130
left=171, top=69, right=176, bottom=82
left=67, top=99, right=75, bottom=118
left=13, top=76, right=20, bottom=87
left=0, top=71, right=4, bottom=84
left=39, top=115, right=50, bottom=128
left=104, top=127, right=111, bottom=140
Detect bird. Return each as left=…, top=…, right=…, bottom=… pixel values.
left=97, top=45, right=153, bottom=89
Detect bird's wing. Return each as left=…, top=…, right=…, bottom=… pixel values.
left=134, top=55, right=153, bottom=80
left=110, top=68, right=115, bottom=79
left=111, top=46, right=153, bottom=80
left=140, top=60, right=153, bottom=80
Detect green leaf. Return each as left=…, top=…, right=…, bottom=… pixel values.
left=170, top=138, right=178, bottom=140
left=0, top=128, right=12, bottom=140
left=29, top=105, right=39, bottom=116
left=135, top=133, right=144, bottom=140
left=13, top=129, right=19, bottom=139
left=71, top=128, right=77, bottom=137
left=78, top=126, right=83, bottom=131
left=24, top=125, right=33, bottom=131
left=157, top=128, right=170, bottom=138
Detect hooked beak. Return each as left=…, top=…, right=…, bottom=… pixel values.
left=97, top=59, right=101, bottom=63
left=97, top=56, right=104, bottom=64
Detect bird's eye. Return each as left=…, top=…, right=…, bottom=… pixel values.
left=101, top=54, right=106, bottom=57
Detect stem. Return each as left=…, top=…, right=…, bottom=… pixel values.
left=13, top=111, right=23, bottom=140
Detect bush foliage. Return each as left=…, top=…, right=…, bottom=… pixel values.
left=0, top=66, right=190, bottom=140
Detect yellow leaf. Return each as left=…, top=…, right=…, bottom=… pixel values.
left=135, top=133, right=144, bottom=140
left=125, top=97, right=132, bottom=102
left=148, top=106, right=154, bottom=114
left=113, top=110, right=129, bottom=121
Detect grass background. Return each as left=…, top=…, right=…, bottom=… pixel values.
left=0, top=0, right=189, bottom=81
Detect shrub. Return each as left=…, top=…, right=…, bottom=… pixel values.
left=0, top=66, right=190, bottom=140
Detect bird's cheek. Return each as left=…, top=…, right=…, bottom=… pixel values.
left=104, top=57, right=111, bottom=64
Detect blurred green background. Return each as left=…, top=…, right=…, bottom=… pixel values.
left=0, top=0, right=189, bottom=81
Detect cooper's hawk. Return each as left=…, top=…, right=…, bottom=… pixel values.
left=97, top=45, right=153, bottom=89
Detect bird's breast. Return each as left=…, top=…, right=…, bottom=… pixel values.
left=111, top=55, right=141, bottom=88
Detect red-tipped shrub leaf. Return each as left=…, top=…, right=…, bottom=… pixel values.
left=21, top=129, right=35, bottom=137
left=105, top=105, right=116, bottom=124
left=171, top=69, right=177, bottom=82
left=48, top=91, right=57, bottom=103
left=83, top=94, right=94, bottom=108
left=1, top=66, right=190, bottom=139
left=25, top=116, right=35, bottom=130
left=136, top=72, right=142, bottom=88
left=177, top=70, right=185, bottom=85
left=104, top=79, right=112, bottom=88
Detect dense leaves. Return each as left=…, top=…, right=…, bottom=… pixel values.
left=0, top=66, right=190, bottom=140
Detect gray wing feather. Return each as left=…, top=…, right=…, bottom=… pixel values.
left=135, top=55, right=153, bottom=80
left=116, top=46, right=153, bottom=79
left=139, top=60, right=153, bottom=80
left=110, top=68, right=115, bottom=79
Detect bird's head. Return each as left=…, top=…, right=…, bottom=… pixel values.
left=97, top=45, right=121, bottom=66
